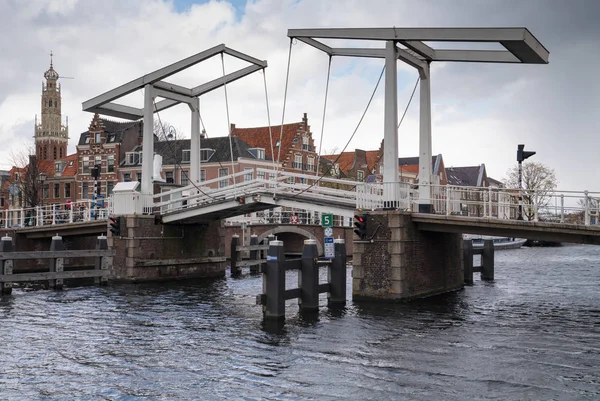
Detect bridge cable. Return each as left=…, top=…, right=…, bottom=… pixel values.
left=152, top=99, right=218, bottom=201
left=273, top=38, right=294, bottom=193
left=221, top=53, right=237, bottom=192
left=315, top=55, right=332, bottom=179
left=262, top=68, right=276, bottom=171
left=289, top=64, right=386, bottom=198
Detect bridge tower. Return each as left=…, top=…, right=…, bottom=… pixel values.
left=35, top=52, right=69, bottom=162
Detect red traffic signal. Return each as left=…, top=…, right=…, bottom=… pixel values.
left=109, top=216, right=122, bottom=237
left=354, top=214, right=368, bottom=240
left=235, top=196, right=245, bottom=205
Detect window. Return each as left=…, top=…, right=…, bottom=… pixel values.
left=200, top=169, right=206, bottom=182
left=307, top=156, right=315, bottom=172
left=219, top=168, right=228, bottom=188
left=55, top=162, right=62, bottom=173
left=42, top=184, right=49, bottom=200
left=84, top=136, right=90, bottom=144
left=200, top=149, right=215, bottom=162
left=165, top=171, right=174, bottom=183
left=294, top=154, right=302, bottom=169
left=287, top=177, right=295, bottom=184
left=107, top=155, right=115, bottom=172
left=126, top=152, right=139, bottom=165
left=59, top=148, right=63, bottom=158
left=49, top=100, right=52, bottom=107
left=181, top=171, right=189, bottom=186
left=257, top=170, right=265, bottom=180
left=333, top=163, right=340, bottom=176
left=82, top=182, right=89, bottom=199
left=107, top=181, right=114, bottom=196
left=95, top=132, right=101, bottom=144
left=137, top=172, right=142, bottom=183
left=182, top=150, right=190, bottom=163
left=357, top=170, right=364, bottom=181
left=53, top=147, right=57, bottom=160
left=64, top=183, right=71, bottom=199
left=249, top=148, right=265, bottom=160
left=123, top=173, right=131, bottom=182
left=244, top=168, right=253, bottom=181
left=82, top=156, right=90, bottom=174
left=95, top=156, right=102, bottom=171
left=302, top=136, right=311, bottom=151
left=275, top=140, right=280, bottom=148
left=108, top=134, right=116, bottom=143
left=54, top=183, right=60, bottom=198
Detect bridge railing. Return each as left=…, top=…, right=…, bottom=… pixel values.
left=356, top=182, right=600, bottom=226
left=3, top=199, right=111, bottom=229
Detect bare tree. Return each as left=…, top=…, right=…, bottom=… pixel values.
left=504, top=161, right=558, bottom=220
left=7, top=146, right=43, bottom=208
left=154, top=120, right=183, bottom=141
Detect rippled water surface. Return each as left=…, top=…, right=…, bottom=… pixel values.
left=1, top=245, right=600, bottom=400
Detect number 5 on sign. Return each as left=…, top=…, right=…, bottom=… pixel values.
left=321, top=213, right=333, bottom=227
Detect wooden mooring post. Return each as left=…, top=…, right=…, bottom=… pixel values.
left=230, top=234, right=270, bottom=277
left=463, top=239, right=494, bottom=284
left=0, top=235, right=114, bottom=293
left=257, top=238, right=347, bottom=321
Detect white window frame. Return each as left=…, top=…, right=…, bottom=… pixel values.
left=219, top=168, right=229, bottom=188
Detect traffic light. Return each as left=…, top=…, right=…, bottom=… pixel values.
left=91, top=165, right=100, bottom=179
left=235, top=196, right=245, bottom=205
left=109, top=216, right=122, bottom=237
left=517, top=144, right=536, bottom=163
left=354, top=214, right=368, bottom=240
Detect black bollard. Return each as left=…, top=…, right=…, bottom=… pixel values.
left=230, top=234, right=240, bottom=277
left=249, top=234, right=259, bottom=274
left=328, top=238, right=347, bottom=306
left=1, top=235, right=13, bottom=295
left=95, top=235, right=108, bottom=286
left=299, top=239, right=319, bottom=312
left=263, top=240, right=285, bottom=321
left=49, top=234, right=65, bottom=290
left=481, top=239, right=495, bottom=281
left=463, top=239, right=474, bottom=285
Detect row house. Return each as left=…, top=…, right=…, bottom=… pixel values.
left=76, top=114, right=143, bottom=200
left=118, top=136, right=278, bottom=189
left=321, top=149, right=380, bottom=181
left=445, top=164, right=498, bottom=217
left=231, top=113, right=319, bottom=181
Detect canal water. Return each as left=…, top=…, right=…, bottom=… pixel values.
left=1, top=245, right=599, bottom=400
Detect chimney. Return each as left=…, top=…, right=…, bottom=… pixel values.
left=230, top=123, right=236, bottom=135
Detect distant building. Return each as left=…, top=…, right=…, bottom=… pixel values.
left=76, top=114, right=143, bottom=200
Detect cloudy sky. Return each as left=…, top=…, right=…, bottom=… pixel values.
left=1, top=0, right=599, bottom=191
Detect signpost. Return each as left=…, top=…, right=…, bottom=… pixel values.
left=321, top=213, right=333, bottom=227
left=322, top=213, right=334, bottom=258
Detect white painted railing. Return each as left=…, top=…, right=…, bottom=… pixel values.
left=2, top=199, right=111, bottom=228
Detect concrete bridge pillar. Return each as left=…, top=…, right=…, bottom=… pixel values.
left=352, top=210, right=463, bottom=301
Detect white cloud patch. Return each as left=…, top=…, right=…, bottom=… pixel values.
left=0, top=0, right=599, bottom=192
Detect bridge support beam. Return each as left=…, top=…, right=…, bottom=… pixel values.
left=352, top=210, right=463, bottom=301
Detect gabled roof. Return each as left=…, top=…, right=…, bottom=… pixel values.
left=121, top=136, right=269, bottom=167
left=446, top=165, right=485, bottom=186
left=231, top=114, right=311, bottom=163
left=61, top=154, right=78, bottom=177
left=322, top=152, right=355, bottom=173
left=78, top=117, right=142, bottom=146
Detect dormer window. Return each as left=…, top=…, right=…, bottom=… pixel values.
left=182, top=150, right=190, bottom=163
left=200, top=149, right=215, bottom=162
left=107, top=134, right=116, bottom=143
left=95, top=132, right=101, bottom=144
left=126, top=152, right=141, bottom=165
left=249, top=148, right=265, bottom=160
left=84, top=135, right=90, bottom=144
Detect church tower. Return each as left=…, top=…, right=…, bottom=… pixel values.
left=35, top=53, right=69, bottom=161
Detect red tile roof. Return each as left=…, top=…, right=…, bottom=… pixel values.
left=230, top=114, right=311, bottom=166
left=61, top=154, right=78, bottom=177
left=322, top=152, right=355, bottom=174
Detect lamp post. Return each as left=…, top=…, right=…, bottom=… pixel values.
left=38, top=172, right=47, bottom=207
left=167, top=127, right=178, bottom=184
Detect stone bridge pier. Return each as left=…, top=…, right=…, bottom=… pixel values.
left=353, top=210, right=463, bottom=301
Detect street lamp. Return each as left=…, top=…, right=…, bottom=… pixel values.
left=38, top=172, right=47, bottom=207
left=167, top=127, right=178, bottom=184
